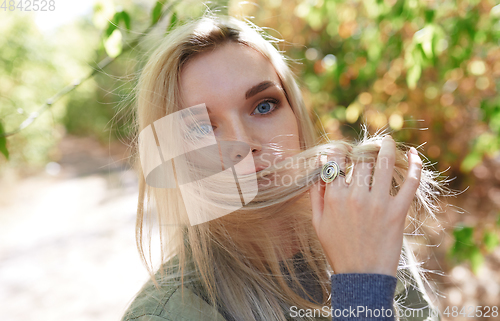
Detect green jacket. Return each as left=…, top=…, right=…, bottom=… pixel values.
left=120, top=277, right=438, bottom=321
left=121, top=258, right=439, bottom=321
left=121, top=282, right=226, bottom=321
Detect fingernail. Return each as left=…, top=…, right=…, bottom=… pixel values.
left=384, top=135, right=392, bottom=140
left=409, top=147, right=418, bottom=155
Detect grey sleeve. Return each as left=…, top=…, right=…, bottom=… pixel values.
left=330, top=273, right=397, bottom=320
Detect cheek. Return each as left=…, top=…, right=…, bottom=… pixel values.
left=267, top=107, right=301, bottom=152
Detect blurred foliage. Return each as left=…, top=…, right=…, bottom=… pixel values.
left=234, top=0, right=500, bottom=189
left=0, top=121, right=9, bottom=159
left=448, top=213, right=500, bottom=274
left=0, top=13, right=66, bottom=167
left=1, top=0, right=499, bottom=272
left=0, top=0, right=217, bottom=172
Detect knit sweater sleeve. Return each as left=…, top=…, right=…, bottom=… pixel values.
left=330, top=273, right=397, bottom=321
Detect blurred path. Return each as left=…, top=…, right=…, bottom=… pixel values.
left=0, top=135, right=151, bottom=321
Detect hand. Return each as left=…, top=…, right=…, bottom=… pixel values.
left=309, top=136, right=423, bottom=277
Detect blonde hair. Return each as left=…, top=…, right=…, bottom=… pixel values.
left=130, top=14, right=452, bottom=321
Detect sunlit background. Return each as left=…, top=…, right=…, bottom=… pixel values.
left=1, top=0, right=499, bottom=320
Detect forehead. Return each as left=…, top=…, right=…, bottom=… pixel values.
left=179, top=42, right=281, bottom=107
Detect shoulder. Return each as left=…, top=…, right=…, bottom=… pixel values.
left=121, top=266, right=227, bottom=321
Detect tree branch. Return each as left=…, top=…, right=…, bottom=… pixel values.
left=1, top=0, right=181, bottom=138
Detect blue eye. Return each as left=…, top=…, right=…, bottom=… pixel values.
left=252, top=100, right=278, bottom=115
left=186, top=123, right=213, bottom=139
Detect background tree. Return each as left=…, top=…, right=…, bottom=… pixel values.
left=1, top=0, right=499, bottom=317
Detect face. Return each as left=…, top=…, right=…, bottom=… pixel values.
left=179, top=42, right=301, bottom=175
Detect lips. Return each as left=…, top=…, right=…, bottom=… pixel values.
left=255, top=165, right=269, bottom=172
left=239, top=164, right=269, bottom=176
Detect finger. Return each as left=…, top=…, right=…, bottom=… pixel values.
left=350, top=141, right=376, bottom=190
left=309, top=180, right=325, bottom=229
left=324, top=148, right=349, bottom=189
left=393, top=147, right=422, bottom=216
left=372, top=135, right=396, bottom=195
left=351, top=158, right=374, bottom=191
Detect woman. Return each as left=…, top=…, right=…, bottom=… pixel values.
left=121, top=14, right=448, bottom=321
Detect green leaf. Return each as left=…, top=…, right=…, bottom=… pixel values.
left=424, top=9, right=435, bottom=23
left=104, top=29, right=123, bottom=58
left=0, top=121, right=9, bottom=160
left=450, top=225, right=475, bottom=260
left=105, top=10, right=131, bottom=37
left=167, top=12, right=178, bottom=33
left=460, top=151, right=482, bottom=172
left=152, top=1, right=164, bottom=25
left=452, top=224, right=474, bottom=242
left=406, top=64, right=421, bottom=89
left=483, top=230, right=500, bottom=252
left=105, top=13, right=120, bottom=38
left=105, top=22, right=117, bottom=39
left=415, top=25, right=435, bottom=60
left=496, top=213, right=500, bottom=227
left=449, top=225, right=485, bottom=273
left=476, top=132, right=500, bottom=156
left=121, top=11, right=131, bottom=31
left=470, top=246, right=484, bottom=274
left=453, top=225, right=474, bottom=241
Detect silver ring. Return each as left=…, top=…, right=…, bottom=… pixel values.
left=321, top=161, right=346, bottom=183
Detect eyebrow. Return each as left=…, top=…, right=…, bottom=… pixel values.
left=185, top=81, right=284, bottom=114
left=245, top=81, right=280, bottom=99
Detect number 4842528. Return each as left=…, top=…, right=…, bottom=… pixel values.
left=443, top=306, right=498, bottom=318
left=1, top=0, right=55, bottom=11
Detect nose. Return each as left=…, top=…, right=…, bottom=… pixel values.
left=218, top=117, right=261, bottom=167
